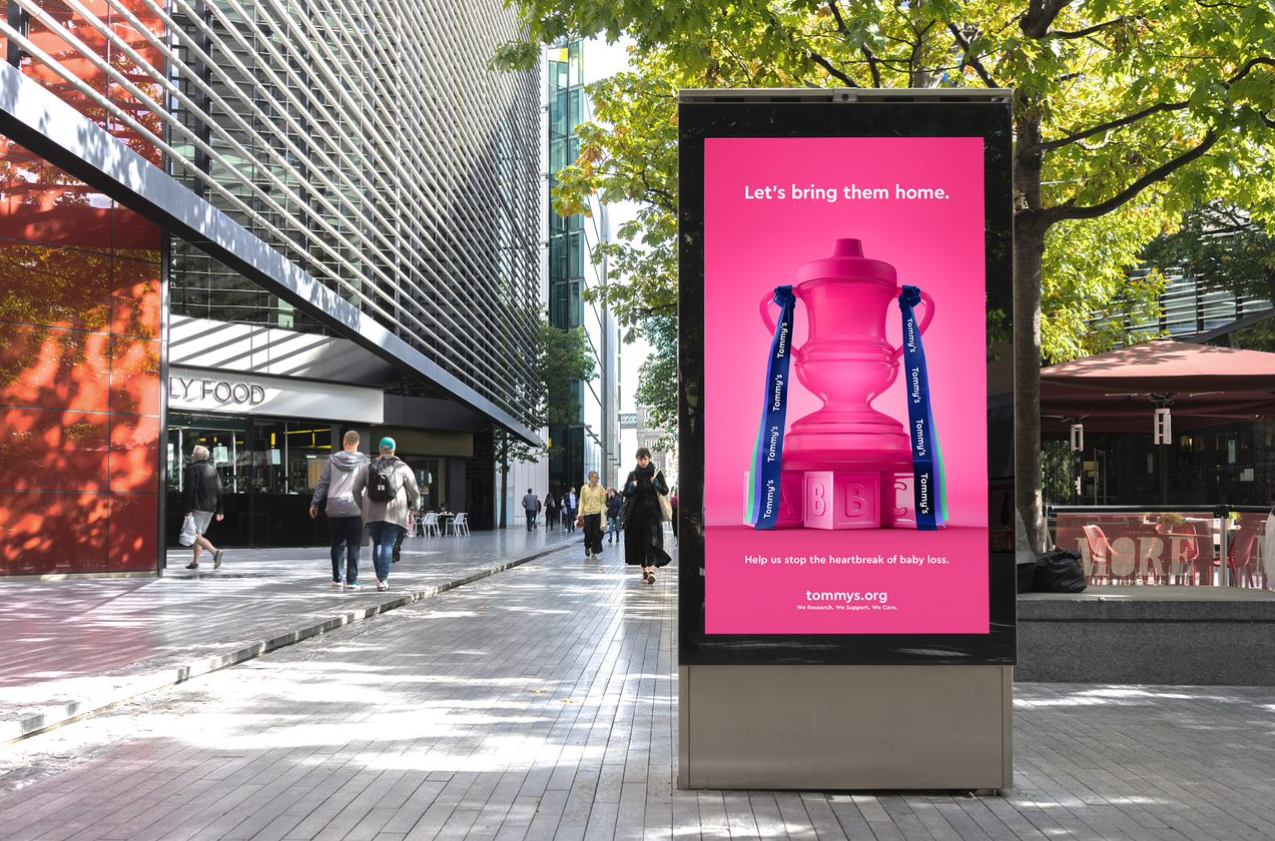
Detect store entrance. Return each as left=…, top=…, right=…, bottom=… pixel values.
left=167, top=413, right=334, bottom=548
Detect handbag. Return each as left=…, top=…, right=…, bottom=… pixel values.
left=178, top=514, right=198, bottom=547
left=655, top=471, right=673, bottom=522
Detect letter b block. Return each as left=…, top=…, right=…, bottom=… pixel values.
left=803, top=472, right=881, bottom=530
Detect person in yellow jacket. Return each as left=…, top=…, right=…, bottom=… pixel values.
left=579, top=471, right=608, bottom=558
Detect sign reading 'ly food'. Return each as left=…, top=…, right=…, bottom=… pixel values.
left=167, top=366, right=384, bottom=423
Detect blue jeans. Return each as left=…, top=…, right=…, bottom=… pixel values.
left=607, top=515, right=620, bottom=541
left=328, top=515, right=362, bottom=584
left=366, top=521, right=404, bottom=583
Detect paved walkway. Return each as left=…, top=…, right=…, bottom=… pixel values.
left=0, top=527, right=584, bottom=742
left=4, top=540, right=1275, bottom=839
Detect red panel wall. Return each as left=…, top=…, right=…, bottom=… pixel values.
left=0, top=3, right=165, bottom=575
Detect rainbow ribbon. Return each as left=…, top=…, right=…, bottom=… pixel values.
left=899, top=285, right=947, bottom=529
left=746, top=286, right=797, bottom=529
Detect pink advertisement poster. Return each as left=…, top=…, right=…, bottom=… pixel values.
left=704, top=136, right=989, bottom=635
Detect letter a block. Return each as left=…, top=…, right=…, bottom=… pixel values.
left=802, top=472, right=881, bottom=529
left=743, top=471, right=803, bottom=527
left=884, top=472, right=917, bottom=529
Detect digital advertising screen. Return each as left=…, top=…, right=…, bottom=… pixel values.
left=678, top=94, right=1015, bottom=665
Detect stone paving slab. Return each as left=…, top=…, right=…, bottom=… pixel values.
left=3, top=537, right=1275, bottom=839
left=0, top=528, right=584, bottom=743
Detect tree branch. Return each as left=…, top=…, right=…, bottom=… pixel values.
left=1050, top=131, right=1218, bottom=224
left=826, top=0, right=881, bottom=86
left=1039, top=57, right=1275, bottom=152
left=1046, top=17, right=1133, bottom=39
left=1022, top=0, right=1076, bottom=38
left=948, top=23, right=998, bottom=87
left=639, top=170, right=676, bottom=214
left=809, top=50, right=858, bottom=86
left=862, top=45, right=882, bottom=87
left=1040, top=101, right=1191, bottom=151
left=1232, top=56, right=1275, bottom=82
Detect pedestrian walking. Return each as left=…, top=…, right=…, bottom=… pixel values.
left=521, top=488, right=539, bottom=531
left=360, top=437, right=420, bottom=591
left=310, top=430, right=369, bottom=590
left=606, top=489, right=622, bottom=544
left=623, top=447, right=671, bottom=585
left=564, top=488, right=579, bottom=533
left=544, top=492, right=557, bottom=531
left=183, top=445, right=226, bottom=570
left=579, top=471, right=607, bottom=558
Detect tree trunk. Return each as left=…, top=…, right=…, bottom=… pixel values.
left=1014, top=220, right=1047, bottom=553
left=1014, top=109, right=1048, bottom=554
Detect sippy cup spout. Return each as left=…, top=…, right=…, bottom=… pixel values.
left=831, top=238, right=863, bottom=258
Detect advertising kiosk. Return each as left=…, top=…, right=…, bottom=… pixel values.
left=678, top=89, right=1015, bottom=790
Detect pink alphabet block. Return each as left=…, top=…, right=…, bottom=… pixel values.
left=884, top=472, right=917, bottom=529
left=743, top=471, right=803, bottom=527
left=802, top=472, right=881, bottom=530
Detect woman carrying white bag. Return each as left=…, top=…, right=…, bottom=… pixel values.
left=182, top=445, right=226, bottom=570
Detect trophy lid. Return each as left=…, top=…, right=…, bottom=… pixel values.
left=796, top=238, right=897, bottom=285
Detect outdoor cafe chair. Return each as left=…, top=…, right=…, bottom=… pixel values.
left=1150, top=521, right=1201, bottom=585
left=1228, top=526, right=1259, bottom=588
left=421, top=512, right=441, bottom=537
left=1081, top=525, right=1113, bottom=585
left=447, top=513, right=470, bottom=536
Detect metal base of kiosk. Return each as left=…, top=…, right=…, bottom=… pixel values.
left=678, top=664, right=1013, bottom=790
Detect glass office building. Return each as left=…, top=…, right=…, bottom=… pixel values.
left=546, top=42, right=621, bottom=497
left=0, top=0, right=540, bottom=575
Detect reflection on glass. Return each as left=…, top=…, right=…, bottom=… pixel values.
left=1055, top=510, right=1272, bottom=589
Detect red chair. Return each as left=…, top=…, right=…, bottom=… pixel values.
left=1228, top=527, right=1259, bottom=588
left=1155, top=522, right=1200, bottom=585
left=1081, top=525, right=1113, bottom=585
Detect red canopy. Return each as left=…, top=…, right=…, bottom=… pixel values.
left=1041, top=340, right=1275, bottom=433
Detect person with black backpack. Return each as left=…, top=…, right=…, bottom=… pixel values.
left=357, top=437, right=420, bottom=591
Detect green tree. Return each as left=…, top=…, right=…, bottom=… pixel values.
left=635, top=314, right=678, bottom=447
left=495, top=320, right=597, bottom=527
left=1143, top=204, right=1275, bottom=302
left=498, top=2, right=1275, bottom=550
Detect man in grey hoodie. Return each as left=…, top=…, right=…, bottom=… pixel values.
left=310, top=430, right=370, bottom=590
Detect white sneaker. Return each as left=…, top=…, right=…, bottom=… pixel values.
left=377, top=580, right=389, bottom=591
left=331, top=581, right=343, bottom=589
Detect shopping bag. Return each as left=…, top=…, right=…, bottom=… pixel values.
left=178, top=514, right=198, bottom=547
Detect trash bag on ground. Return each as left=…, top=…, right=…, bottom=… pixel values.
left=1031, top=549, right=1087, bottom=593
left=1016, top=560, right=1036, bottom=594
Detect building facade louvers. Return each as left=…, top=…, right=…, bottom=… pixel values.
left=0, top=0, right=540, bottom=575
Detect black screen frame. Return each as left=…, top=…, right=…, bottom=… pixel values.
left=677, top=94, right=1016, bottom=667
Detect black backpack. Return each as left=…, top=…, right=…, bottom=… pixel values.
left=367, top=458, right=398, bottom=503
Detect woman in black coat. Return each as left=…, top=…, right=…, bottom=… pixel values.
left=543, top=492, right=557, bottom=531
left=623, top=447, right=671, bottom=584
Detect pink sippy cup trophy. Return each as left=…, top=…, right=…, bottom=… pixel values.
left=755, top=238, right=934, bottom=529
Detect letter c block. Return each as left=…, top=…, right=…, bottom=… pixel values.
left=885, top=472, right=917, bottom=529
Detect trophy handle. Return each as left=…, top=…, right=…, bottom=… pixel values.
left=758, top=288, right=806, bottom=360
left=892, top=290, right=935, bottom=360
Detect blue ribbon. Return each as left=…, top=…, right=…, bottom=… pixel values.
left=899, top=286, right=946, bottom=530
left=747, top=286, right=797, bottom=529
